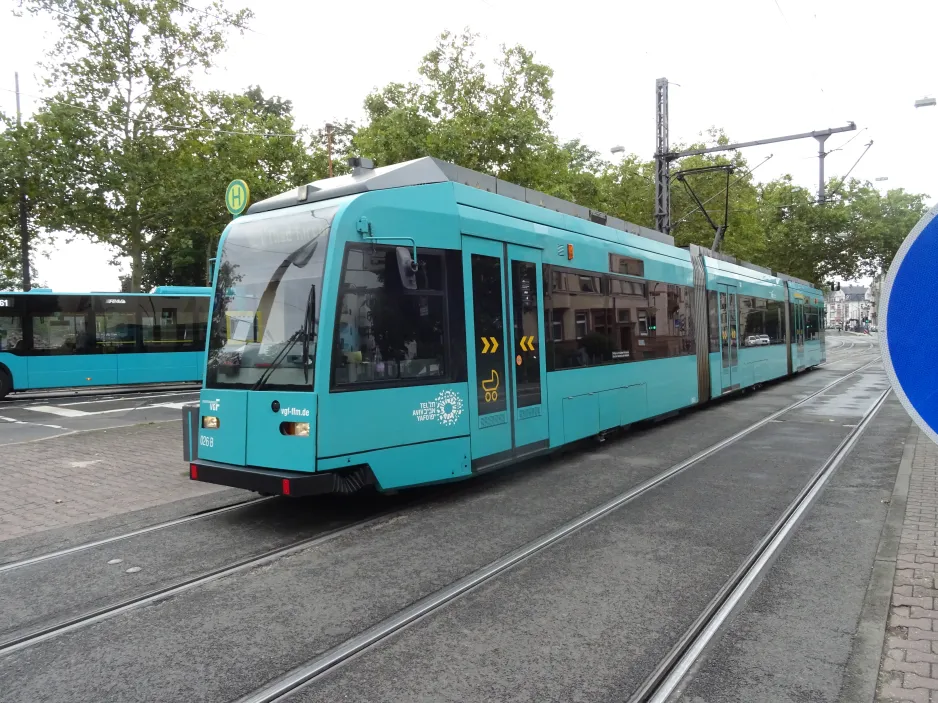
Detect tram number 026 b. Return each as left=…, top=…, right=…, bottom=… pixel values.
left=199, top=435, right=214, bottom=448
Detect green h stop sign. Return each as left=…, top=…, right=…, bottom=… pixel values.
left=225, top=179, right=250, bottom=217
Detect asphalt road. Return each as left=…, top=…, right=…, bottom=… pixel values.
left=677, top=397, right=910, bottom=703
left=0, top=354, right=898, bottom=703
left=0, top=388, right=200, bottom=444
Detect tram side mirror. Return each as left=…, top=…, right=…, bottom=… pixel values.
left=396, top=247, right=418, bottom=290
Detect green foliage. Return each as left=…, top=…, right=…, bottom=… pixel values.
left=13, top=16, right=932, bottom=291
left=139, top=86, right=319, bottom=289
left=20, top=0, right=253, bottom=290
left=0, top=113, right=44, bottom=289
left=354, top=29, right=557, bottom=187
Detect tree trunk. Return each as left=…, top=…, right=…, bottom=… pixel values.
left=130, top=202, right=142, bottom=292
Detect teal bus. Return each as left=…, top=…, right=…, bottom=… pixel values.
left=185, top=157, right=825, bottom=496
left=0, top=286, right=210, bottom=398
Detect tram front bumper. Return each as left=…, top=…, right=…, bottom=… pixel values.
left=189, top=459, right=343, bottom=497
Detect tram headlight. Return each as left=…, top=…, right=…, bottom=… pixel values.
left=280, top=422, right=310, bottom=437
left=202, top=416, right=220, bottom=429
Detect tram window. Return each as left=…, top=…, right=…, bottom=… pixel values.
left=550, top=309, right=563, bottom=342
left=549, top=271, right=615, bottom=369
left=740, top=297, right=768, bottom=343
left=575, top=311, right=588, bottom=338
left=609, top=278, right=646, bottom=297
left=636, top=282, right=695, bottom=360
left=609, top=254, right=645, bottom=277
left=708, top=291, right=720, bottom=352
left=768, top=300, right=785, bottom=344
left=511, top=260, right=541, bottom=408
left=29, top=296, right=93, bottom=355
left=332, top=245, right=448, bottom=388
left=805, top=305, right=820, bottom=341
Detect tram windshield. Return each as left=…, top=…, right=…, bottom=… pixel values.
left=205, top=206, right=336, bottom=391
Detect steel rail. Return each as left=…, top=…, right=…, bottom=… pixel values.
left=632, top=386, right=891, bottom=703
left=236, top=359, right=880, bottom=703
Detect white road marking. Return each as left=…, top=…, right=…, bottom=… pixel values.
left=57, top=391, right=199, bottom=407
left=25, top=401, right=190, bottom=418
left=0, top=415, right=66, bottom=430
left=26, top=406, right=90, bottom=417
left=69, top=460, right=102, bottom=469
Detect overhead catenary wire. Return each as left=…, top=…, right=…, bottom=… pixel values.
left=671, top=154, right=775, bottom=228
left=824, top=140, right=874, bottom=201
left=826, top=126, right=868, bottom=155
left=0, top=87, right=302, bottom=139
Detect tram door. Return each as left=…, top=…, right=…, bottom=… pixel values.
left=717, top=284, right=739, bottom=392
left=793, top=299, right=805, bottom=368
left=462, top=236, right=548, bottom=471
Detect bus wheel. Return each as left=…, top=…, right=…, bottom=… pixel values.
left=0, top=371, right=10, bottom=400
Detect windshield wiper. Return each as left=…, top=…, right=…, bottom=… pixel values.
left=249, top=328, right=303, bottom=392
left=301, top=285, right=315, bottom=384
left=249, top=283, right=317, bottom=392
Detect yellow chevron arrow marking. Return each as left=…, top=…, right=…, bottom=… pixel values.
left=481, top=337, right=490, bottom=354
left=490, top=337, right=499, bottom=354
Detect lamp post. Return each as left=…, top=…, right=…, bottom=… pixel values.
left=915, top=97, right=936, bottom=108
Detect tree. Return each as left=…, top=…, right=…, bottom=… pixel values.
left=20, top=0, right=251, bottom=290
left=139, top=86, right=321, bottom=288
left=0, top=114, right=44, bottom=288
left=353, top=30, right=557, bottom=187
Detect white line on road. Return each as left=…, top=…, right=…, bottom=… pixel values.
left=25, top=401, right=191, bottom=418
left=26, top=406, right=92, bottom=417
left=0, top=415, right=65, bottom=430
left=56, top=390, right=199, bottom=407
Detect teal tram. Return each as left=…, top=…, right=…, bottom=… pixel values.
left=184, top=157, right=826, bottom=496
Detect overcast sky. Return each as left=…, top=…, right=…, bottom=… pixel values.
left=1, top=0, right=935, bottom=290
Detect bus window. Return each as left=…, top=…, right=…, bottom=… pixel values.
left=0, top=313, right=24, bottom=352
left=29, top=295, right=93, bottom=355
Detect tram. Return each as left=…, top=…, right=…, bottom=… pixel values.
left=0, top=286, right=210, bottom=398
left=184, top=157, right=825, bottom=495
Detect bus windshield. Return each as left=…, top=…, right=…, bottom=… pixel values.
left=206, top=206, right=336, bottom=391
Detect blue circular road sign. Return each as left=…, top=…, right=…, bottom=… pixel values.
left=881, top=204, right=938, bottom=443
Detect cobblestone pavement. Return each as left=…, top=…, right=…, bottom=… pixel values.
left=0, top=421, right=225, bottom=542
left=879, top=431, right=938, bottom=702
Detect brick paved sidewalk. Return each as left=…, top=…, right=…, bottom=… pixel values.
left=879, top=431, right=938, bottom=702
left=0, top=422, right=227, bottom=542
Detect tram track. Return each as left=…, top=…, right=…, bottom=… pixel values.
left=0, top=358, right=880, bottom=678
left=233, top=358, right=881, bottom=703
left=0, top=341, right=872, bottom=577
left=0, top=508, right=399, bottom=657
left=630, top=386, right=891, bottom=703
left=0, top=496, right=270, bottom=573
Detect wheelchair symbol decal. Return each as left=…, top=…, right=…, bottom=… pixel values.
left=482, top=370, right=499, bottom=403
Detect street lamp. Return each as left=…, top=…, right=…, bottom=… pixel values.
left=610, top=145, right=625, bottom=156
left=915, top=97, right=936, bottom=108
